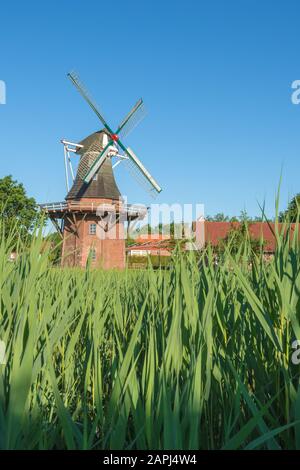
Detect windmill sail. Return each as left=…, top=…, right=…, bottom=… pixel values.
left=66, top=69, right=162, bottom=198
left=75, top=129, right=114, bottom=183
left=68, top=71, right=113, bottom=134
left=76, top=141, right=102, bottom=178
left=117, top=99, right=146, bottom=139
left=83, top=143, right=112, bottom=183
left=121, top=146, right=162, bottom=195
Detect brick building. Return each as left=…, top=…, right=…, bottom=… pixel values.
left=126, top=221, right=300, bottom=259
left=127, top=235, right=172, bottom=257
left=193, top=220, right=299, bottom=253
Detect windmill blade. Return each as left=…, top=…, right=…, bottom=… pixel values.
left=122, top=157, right=160, bottom=197
left=117, top=140, right=162, bottom=194
left=77, top=140, right=102, bottom=179
left=117, top=99, right=143, bottom=131
left=67, top=71, right=114, bottom=134
left=116, top=99, right=146, bottom=139
left=125, top=147, right=162, bottom=194
left=84, top=142, right=113, bottom=183
left=77, top=141, right=111, bottom=182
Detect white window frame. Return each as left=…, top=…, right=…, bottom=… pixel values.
left=89, top=223, right=97, bottom=235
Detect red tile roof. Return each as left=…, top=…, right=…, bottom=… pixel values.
left=204, top=221, right=299, bottom=252
left=128, top=223, right=299, bottom=255
left=127, top=234, right=172, bottom=253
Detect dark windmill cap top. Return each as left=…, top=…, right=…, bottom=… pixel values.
left=66, top=130, right=122, bottom=201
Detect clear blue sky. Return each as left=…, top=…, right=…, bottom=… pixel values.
left=1, top=0, right=300, bottom=219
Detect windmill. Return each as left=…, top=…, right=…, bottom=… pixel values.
left=41, top=72, right=161, bottom=269
left=64, top=71, right=162, bottom=196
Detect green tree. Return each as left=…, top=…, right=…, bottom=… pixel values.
left=45, top=232, right=62, bottom=265
left=213, top=213, right=229, bottom=222
left=279, top=193, right=300, bottom=222
left=239, top=209, right=251, bottom=223
left=218, top=220, right=263, bottom=254
left=0, top=175, right=39, bottom=245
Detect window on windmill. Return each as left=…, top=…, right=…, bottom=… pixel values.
left=89, top=223, right=97, bottom=235
left=93, top=174, right=98, bottom=181
left=89, top=248, right=96, bottom=261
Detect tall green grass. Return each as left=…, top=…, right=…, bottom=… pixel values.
left=0, top=216, right=300, bottom=450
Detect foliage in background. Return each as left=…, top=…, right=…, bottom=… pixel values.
left=279, top=193, right=300, bottom=222
left=0, top=175, right=40, bottom=247
left=215, top=220, right=265, bottom=255
left=132, top=221, right=186, bottom=238
left=44, top=231, right=62, bottom=265
left=127, top=254, right=172, bottom=269
left=206, top=210, right=269, bottom=223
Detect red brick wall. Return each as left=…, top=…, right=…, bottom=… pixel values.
left=61, top=198, right=125, bottom=269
